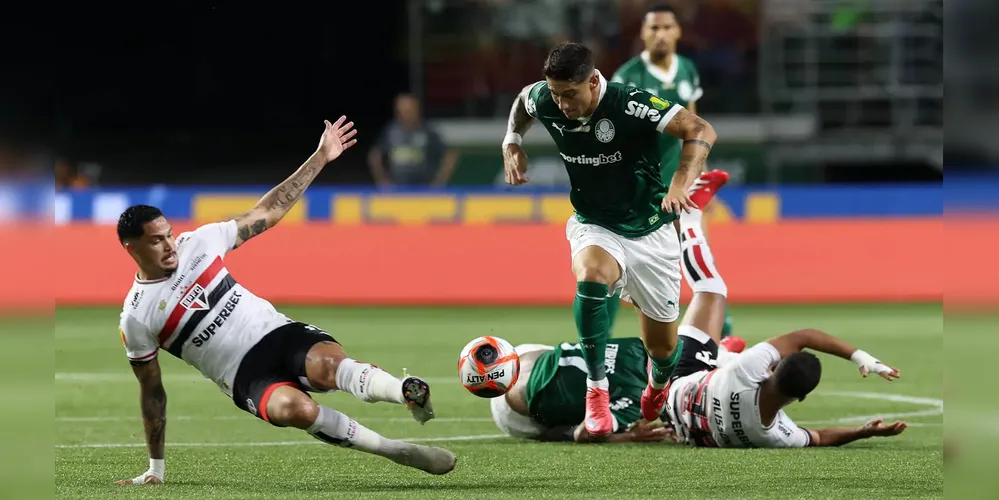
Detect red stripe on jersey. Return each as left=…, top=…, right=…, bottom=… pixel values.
left=687, top=228, right=696, bottom=240
left=157, top=256, right=225, bottom=345
left=692, top=245, right=714, bottom=279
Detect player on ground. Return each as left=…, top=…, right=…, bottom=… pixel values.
left=611, top=4, right=735, bottom=338
left=659, top=329, right=906, bottom=448
left=502, top=41, right=717, bottom=437
left=491, top=278, right=908, bottom=447
left=113, top=118, right=456, bottom=486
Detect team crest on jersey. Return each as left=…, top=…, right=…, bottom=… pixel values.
left=158, top=300, right=167, bottom=312
left=594, top=119, right=615, bottom=143
left=650, top=95, right=670, bottom=110
left=180, top=283, right=209, bottom=310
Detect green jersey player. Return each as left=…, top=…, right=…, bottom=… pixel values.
left=490, top=273, right=909, bottom=448
left=611, top=4, right=736, bottom=340
left=501, top=42, right=718, bottom=437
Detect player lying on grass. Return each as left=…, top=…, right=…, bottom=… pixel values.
left=492, top=262, right=908, bottom=446
left=114, top=118, right=455, bottom=485
left=502, top=41, right=718, bottom=438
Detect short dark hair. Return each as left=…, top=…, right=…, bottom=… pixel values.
left=647, top=4, right=677, bottom=16
left=543, top=42, right=595, bottom=84
left=772, top=352, right=822, bottom=402
left=117, top=205, right=164, bottom=244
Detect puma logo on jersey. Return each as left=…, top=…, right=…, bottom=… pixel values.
left=180, top=283, right=209, bottom=310
left=552, top=123, right=591, bottom=135
left=625, top=101, right=661, bottom=122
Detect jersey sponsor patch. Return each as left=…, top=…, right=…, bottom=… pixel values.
left=625, top=101, right=662, bottom=123
left=649, top=96, right=670, bottom=110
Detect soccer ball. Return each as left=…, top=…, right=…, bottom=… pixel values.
left=458, top=336, right=521, bottom=398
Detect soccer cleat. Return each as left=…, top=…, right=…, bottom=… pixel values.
left=641, top=383, right=669, bottom=422
left=402, top=376, right=435, bottom=425
left=688, top=169, right=730, bottom=209
left=389, top=443, right=458, bottom=475
left=720, top=336, right=746, bottom=354
left=584, top=387, right=614, bottom=436
left=640, top=358, right=669, bottom=422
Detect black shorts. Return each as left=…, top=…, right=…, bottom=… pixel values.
left=670, top=332, right=719, bottom=381
left=231, top=322, right=338, bottom=423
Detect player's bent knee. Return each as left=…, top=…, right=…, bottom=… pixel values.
left=265, top=387, right=319, bottom=429
left=304, top=341, right=348, bottom=392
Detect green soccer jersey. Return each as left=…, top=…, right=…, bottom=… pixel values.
left=525, top=76, right=680, bottom=237
left=524, top=338, right=649, bottom=430
left=611, top=52, right=703, bottom=186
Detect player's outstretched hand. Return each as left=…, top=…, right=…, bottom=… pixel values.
left=861, top=418, right=908, bottom=438
left=626, top=419, right=675, bottom=443
left=662, top=185, right=698, bottom=215
left=317, top=116, right=359, bottom=164
left=851, top=349, right=900, bottom=381
left=502, top=144, right=530, bottom=186
left=114, top=471, right=163, bottom=486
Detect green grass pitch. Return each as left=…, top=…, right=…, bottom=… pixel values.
left=55, top=304, right=942, bottom=499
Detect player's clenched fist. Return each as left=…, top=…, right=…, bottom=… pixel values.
left=502, top=144, right=530, bottom=186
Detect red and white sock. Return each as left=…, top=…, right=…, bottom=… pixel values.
left=679, top=210, right=727, bottom=297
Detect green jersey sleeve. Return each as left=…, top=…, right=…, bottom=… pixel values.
left=618, top=87, right=684, bottom=135
left=524, top=80, right=548, bottom=119
left=685, top=58, right=704, bottom=102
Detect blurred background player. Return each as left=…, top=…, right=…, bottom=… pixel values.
left=611, top=3, right=734, bottom=339
left=113, top=119, right=454, bottom=485
left=490, top=174, right=741, bottom=443
left=368, top=93, right=459, bottom=188
left=502, top=42, right=717, bottom=438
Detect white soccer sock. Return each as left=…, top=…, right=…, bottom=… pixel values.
left=307, top=405, right=406, bottom=458
left=586, top=378, right=609, bottom=390
left=679, top=215, right=727, bottom=297
left=335, top=358, right=405, bottom=404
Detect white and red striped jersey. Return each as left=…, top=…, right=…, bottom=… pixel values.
left=118, top=221, right=291, bottom=397
left=664, top=342, right=812, bottom=448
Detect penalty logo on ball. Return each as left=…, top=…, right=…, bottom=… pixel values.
left=457, top=336, right=521, bottom=399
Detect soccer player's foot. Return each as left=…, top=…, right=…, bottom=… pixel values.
left=641, top=383, right=669, bottom=422
left=584, top=387, right=614, bottom=436
left=640, top=358, right=669, bottom=421
left=688, top=169, right=729, bottom=209
left=402, top=376, right=435, bottom=424
left=720, top=336, right=746, bottom=354
left=388, top=442, right=457, bottom=475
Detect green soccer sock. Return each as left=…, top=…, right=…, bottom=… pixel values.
left=606, top=290, right=621, bottom=336
left=649, top=337, right=685, bottom=388
left=574, top=281, right=610, bottom=383
left=721, top=307, right=734, bottom=338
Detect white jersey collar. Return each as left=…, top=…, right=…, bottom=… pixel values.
left=641, top=50, right=678, bottom=84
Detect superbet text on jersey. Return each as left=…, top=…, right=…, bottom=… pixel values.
left=118, top=221, right=292, bottom=396
left=664, top=342, right=812, bottom=449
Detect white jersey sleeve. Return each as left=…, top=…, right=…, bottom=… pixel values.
left=760, top=410, right=812, bottom=448
left=731, top=342, right=783, bottom=387
left=120, top=313, right=159, bottom=363
left=179, top=220, right=239, bottom=256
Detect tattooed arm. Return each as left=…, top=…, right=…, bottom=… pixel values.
left=657, top=107, right=717, bottom=214
left=135, top=357, right=166, bottom=461
left=662, top=107, right=717, bottom=194
left=232, top=117, right=358, bottom=248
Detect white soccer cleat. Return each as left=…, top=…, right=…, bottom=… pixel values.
left=402, top=376, right=436, bottom=424
left=388, top=443, right=457, bottom=475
